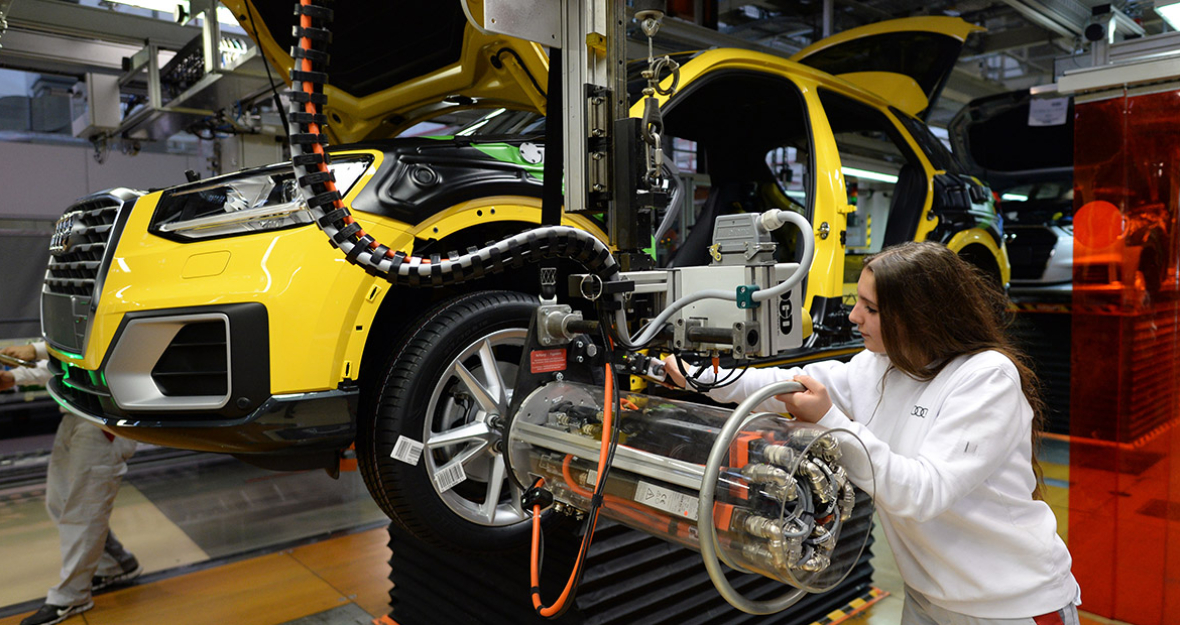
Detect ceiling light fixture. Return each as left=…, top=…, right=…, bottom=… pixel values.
left=841, top=166, right=899, bottom=184
left=1155, top=0, right=1180, bottom=31
left=104, top=0, right=239, bottom=26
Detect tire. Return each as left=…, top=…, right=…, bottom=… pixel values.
left=358, top=290, right=538, bottom=552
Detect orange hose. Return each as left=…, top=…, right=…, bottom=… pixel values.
left=559, top=454, right=664, bottom=528
left=529, top=361, right=616, bottom=617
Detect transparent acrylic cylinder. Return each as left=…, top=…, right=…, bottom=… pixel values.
left=508, top=381, right=872, bottom=593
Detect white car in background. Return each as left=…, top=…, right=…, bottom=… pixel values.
left=952, top=89, right=1172, bottom=304
left=996, top=177, right=1074, bottom=299
left=951, top=90, right=1075, bottom=301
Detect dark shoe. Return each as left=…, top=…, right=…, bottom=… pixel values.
left=91, top=556, right=143, bottom=592
left=19, top=600, right=94, bottom=625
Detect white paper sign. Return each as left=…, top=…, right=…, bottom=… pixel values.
left=1028, top=97, right=1069, bottom=127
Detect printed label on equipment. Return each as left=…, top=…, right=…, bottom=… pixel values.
left=530, top=348, right=567, bottom=373
left=1028, top=97, right=1069, bottom=127
left=434, top=459, right=467, bottom=493
left=634, top=480, right=699, bottom=521
left=586, top=469, right=598, bottom=487
left=391, top=435, right=424, bottom=466
left=778, top=290, right=793, bottom=334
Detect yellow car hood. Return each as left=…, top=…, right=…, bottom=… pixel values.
left=222, top=1, right=549, bottom=143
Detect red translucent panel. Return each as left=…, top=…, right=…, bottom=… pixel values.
left=1070, top=89, right=1180, bottom=624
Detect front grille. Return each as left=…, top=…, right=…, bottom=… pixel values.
left=150, top=321, right=229, bottom=396
left=1005, top=226, right=1058, bottom=280
left=45, top=196, right=122, bottom=296
left=41, top=189, right=139, bottom=356
left=49, top=360, right=107, bottom=419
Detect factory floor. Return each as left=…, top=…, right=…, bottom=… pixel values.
left=0, top=437, right=1123, bottom=625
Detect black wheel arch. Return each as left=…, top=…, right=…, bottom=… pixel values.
left=957, top=242, right=1004, bottom=288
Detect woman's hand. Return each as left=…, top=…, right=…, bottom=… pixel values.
left=776, top=374, right=832, bottom=423
left=662, top=355, right=688, bottom=389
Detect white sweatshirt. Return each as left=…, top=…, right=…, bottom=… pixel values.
left=697, top=349, right=1079, bottom=618
left=9, top=341, right=50, bottom=387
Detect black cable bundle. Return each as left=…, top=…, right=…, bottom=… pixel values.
left=285, top=0, right=621, bottom=289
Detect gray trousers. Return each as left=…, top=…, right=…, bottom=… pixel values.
left=903, top=586, right=1080, bottom=625
left=44, top=415, right=137, bottom=606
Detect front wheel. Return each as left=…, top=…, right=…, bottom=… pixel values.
left=358, top=290, right=539, bottom=552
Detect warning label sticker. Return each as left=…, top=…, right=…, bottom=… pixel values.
left=530, top=348, right=567, bottom=373
left=634, top=480, right=699, bottom=521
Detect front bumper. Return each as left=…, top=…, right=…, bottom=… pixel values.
left=45, top=302, right=356, bottom=455
left=48, top=378, right=356, bottom=454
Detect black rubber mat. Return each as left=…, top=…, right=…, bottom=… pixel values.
left=388, top=497, right=875, bottom=625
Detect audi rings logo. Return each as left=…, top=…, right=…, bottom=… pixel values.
left=49, top=210, right=83, bottom=254
left=778, top=290, right=793, bottom=334
left=911, top=405, right=929, bottom=418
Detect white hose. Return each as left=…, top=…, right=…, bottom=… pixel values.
left=621, top=209, right=815, bottom=347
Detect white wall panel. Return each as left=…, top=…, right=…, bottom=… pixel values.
left=0, top=140, right=202, bottom=218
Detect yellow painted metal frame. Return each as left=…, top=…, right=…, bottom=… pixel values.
left=635, top=49, right=865, bottom=304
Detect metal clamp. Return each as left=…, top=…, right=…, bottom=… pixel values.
left=736, top=285, right=761, bottom=309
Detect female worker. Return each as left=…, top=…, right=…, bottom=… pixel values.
left=665, top=241, right=1080, bottom=625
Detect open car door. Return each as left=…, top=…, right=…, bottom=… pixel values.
left=791, top=16, right=983, bottom=119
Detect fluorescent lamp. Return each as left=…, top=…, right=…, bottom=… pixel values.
left=106, top=0, right=240, bottom=26
left=841, top=166, right=898, bottom=184
left=1156, top=0, right=1180, bottom=30
left=108, top=0, right=180, bottom=11
left=1001, top=193, right=1029, bottom=201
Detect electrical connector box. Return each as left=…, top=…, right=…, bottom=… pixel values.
left=71, top=73, right=121, bottom=139
left=712, top=214, right=777, bottom=265
left=671, top=263, right=803, bottom=358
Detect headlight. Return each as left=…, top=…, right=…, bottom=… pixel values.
left=149, top=156, right=372, bottom=241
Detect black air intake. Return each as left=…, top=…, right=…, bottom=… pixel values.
left=151, top=321, right=229, bottom=397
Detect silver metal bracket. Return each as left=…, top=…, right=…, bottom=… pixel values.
left=536, top=304, right=583, bottom=346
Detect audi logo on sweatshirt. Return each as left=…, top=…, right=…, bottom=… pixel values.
left=911, top=405, right=929, bottom=418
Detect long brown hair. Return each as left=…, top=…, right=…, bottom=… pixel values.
left=864, top=241, right=1047, bottom=498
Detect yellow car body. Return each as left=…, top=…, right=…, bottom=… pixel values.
left=41, top=11, right=1007, bottom=476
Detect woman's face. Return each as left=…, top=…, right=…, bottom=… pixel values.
left=849, top=269, right=884, bottom=353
